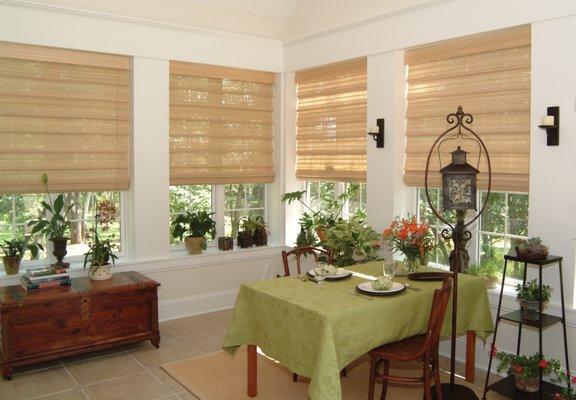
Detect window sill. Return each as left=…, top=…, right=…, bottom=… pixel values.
left=0, top=243, right=289, bottom=287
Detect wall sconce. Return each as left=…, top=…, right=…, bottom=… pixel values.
left=367, top=118, right=385, bottom=148
left=538, top=106, right=560, bottom=146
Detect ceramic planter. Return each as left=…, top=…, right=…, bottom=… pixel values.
left=185, top=236, right=206, bottom=255
left=518, top=298, right=549, bottom=321
left=51, top=237, right=69, bottom=267
left=513, top=373, right=539, bottom=393
left=2, top=256, right=22, bottom=275
left=89, top=264, right=113, bottom=281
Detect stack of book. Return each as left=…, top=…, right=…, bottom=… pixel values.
left=20, top=266, right=72, bottom=291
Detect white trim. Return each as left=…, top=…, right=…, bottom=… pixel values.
left=158, top=288, right=237, bottom=322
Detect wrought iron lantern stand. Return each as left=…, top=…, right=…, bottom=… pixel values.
left=425, top=107, right=492, bottom=400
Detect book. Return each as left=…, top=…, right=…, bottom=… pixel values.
left=25, top=266, right=68, bottom=277
left=21, top=278, right=72, bottom=291
left=20, top=273, right=70, bottom=284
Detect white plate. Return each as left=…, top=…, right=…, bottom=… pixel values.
left=356, top=281, right=406, bottom=296
left=307, top=269, right=352, bottom=281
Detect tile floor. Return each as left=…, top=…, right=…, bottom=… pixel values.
left=0, top=308, right=492, bottom=400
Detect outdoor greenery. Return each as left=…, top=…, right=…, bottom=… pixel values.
left=466, top=263, right=501, bottom=281
left=516, top=279, right=553, bottom=302
left=225, top=184, right=265, bottom=237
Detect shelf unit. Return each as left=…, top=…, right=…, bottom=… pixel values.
left=482, top=254, right=571, bottom=400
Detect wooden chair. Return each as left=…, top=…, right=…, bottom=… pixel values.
left=280, top=246, right=332, bottom=277
left=367, top=277, right=453, bottom=400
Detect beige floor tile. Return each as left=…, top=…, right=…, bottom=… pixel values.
left=150, top=367, right=188, bottom=393
left=34, top=389, right=87, bottom=400
left=0, top=366, right=76, bottom=400
left=176, top=391, right=201, bottom=400
left=65, top=352, right=145, bottom=385
left=13, top=359, right=62, bottom=376
left=82, top=371, right=170, bottom=400
left=128, top=340, right=205, bottom=369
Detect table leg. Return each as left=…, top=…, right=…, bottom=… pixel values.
left=247, top=344, right=257, bottom=397
left=465, top=331, right=476, bottom=383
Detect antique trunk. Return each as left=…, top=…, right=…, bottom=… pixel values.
left=0, top=271, right=160, bottom=379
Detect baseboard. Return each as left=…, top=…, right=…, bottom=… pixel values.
left=159, top=288, right=238, bottom=322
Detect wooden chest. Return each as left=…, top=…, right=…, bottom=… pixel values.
left=0, top=271, right=160, bottom=379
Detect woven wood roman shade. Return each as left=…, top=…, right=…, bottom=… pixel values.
left=404, top=25, right=531, bottom=192
left=295, top=58, right=367, bottom=182
left=169, top=61, right=275, bottom=185
left=0, top=41, right=131, bottom=194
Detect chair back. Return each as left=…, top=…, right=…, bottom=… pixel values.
left=281, top=246, right=332, bottom=276
left=423, top=276, right=453, bottom=353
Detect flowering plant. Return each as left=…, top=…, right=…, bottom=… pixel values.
left=493, top=348, right=560, bottom=380
left=552, top=369, right=576, bottom=400
left=382, top=214, right=436, bottom=261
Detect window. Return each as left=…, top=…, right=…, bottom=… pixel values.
left=417, top=188, right=529, bottom=283
left=169, top=185, right=213, bottom=244
left=224, top=183, right=266, bottom=237
left=0, top=191, right=124, bottom=263
left=305, top=181, right=367, bottom=219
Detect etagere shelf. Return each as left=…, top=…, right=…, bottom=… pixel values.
left=482, top=254, right=571, bottom=400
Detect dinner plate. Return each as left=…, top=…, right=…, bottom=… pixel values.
left=307, top=269, right=352, bottom=281
left=407, top=272, right=452, bottom=281
left=356, top=281, right=406, bottom=296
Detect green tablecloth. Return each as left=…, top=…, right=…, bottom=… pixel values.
left=223, top=261, right=494, bottom=400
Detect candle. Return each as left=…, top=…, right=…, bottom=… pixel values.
left=540, top=115, right=555, bottom=126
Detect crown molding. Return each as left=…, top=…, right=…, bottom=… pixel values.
left=0, top=0, right=283, bottom=45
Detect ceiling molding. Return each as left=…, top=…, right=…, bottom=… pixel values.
left=0, top=0, right=283, bottom=44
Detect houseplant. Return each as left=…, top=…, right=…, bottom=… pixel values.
left=494, top=350, right=560, bottom=393
left=27, top=173, right=74, bottom=268
left=171, top=211, right=216, bottom=255
left=382, top=214, right=437, bottom=273
left=252, top=216, right=268, bottom=247
left=551, top=368, right=576, bottom=400
left=516, top=237, right=549, bottom=259
left=83, top=201, right=118, bottom=280
left=323, top=216, right=381, bottom=267
left=0, top=238, right=44, bottom=275
left=237, top=217, right=256, bottom=248
left=516, top=279, right=553, bottom=320
left=466, top=263, right=501, bottom=289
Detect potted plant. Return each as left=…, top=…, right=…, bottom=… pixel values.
left=237, top=217, right=256, bottom=248
left=171, top=210, right=216, bottom=255
left=551, top=368, right=576, bottom=400
left=0, top=238, right=44, bottom=275
left=494, top=349, right=560, bottom=393
left=83, top=201, right=119, bottom=280
left=252, top=216, right=268, bottom=247
left=323, top=216, right=382, bottom=267
left=466, top=263, right=501, bottom=289
left=382, top=214, right=437, bottom=273
left=516, top=237, right=549, bottom=259
left=28, top=173, right=74, bottom=268
left=516, top=279, right=552, bottom=321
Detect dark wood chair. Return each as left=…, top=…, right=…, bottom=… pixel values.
left=280, top=246, right=332, bottom=277
left=367, top=277, right=453, bottom=400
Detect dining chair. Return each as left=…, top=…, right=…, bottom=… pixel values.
left=367, top=277, right=453, bottom=400
left=280, top=246, right=332, bottom=277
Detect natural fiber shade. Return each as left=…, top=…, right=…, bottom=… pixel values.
left=295, top=58, right=367, bottom=183
left=169, top=61, right=275, bottom=185
left=0, top=41, right=130, bottom=194
left=404, top=25, right=531, bottom=192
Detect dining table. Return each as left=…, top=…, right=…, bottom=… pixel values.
left=222, top=261, right=494, bottom=400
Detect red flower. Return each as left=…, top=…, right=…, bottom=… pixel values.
left=572, top=375, right=576, bottom=384
left=490, top=346, right=498, bottom=358
left=513, top=365, right=524, bottom=374
left=539, top=359, right=550, bottom=369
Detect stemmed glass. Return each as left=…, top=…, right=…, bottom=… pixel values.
left=314, top=262, right=328, bottom=286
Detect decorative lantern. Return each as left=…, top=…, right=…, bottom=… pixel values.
left=440, top=146, right=479, bottom=211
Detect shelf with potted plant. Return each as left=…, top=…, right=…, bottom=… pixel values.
left=483, top=237, right=571, bottom=400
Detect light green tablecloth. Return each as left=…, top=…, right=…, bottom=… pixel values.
left=223, top=261, right=494, bottom=400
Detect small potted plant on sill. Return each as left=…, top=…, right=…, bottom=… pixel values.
left=466, top=263, right=501, bottom=289
left=516, top=279, right=552, bottom=321
left=323, top=216, right=382, bottom=267
left=28, top=173, right=74, bottom=268
left=494, top=349, right=560, bottom=393
left=516, top=237, right=549, bottom=260
left=171, top=211, right=216, bottom=255
left=83, top=201, right=119, bottom=281
left=252, top=216, right=268, bottom=247
left=237, top=217, right=256, bottom=249
left=0, top=238, right=44, bottom=275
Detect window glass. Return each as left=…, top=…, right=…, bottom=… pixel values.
left=347, top=183, right=367, bottom=217
left=224, top=183, right=266, bottom=237
left=169, top=185, right=212, bottom=244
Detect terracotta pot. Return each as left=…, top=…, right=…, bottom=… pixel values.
left=2, top=256, right=22, bottom=275
left=51, top=237, right=69, bottom=268
left=184, top=236, right=206, bottom=255
left=315, top=227, right=327, bottom=242
left=513, top=373, right=540, bottom=393
left=518, top=298, right=549, bottom=321
left=89, top=264, right=113, bottom=281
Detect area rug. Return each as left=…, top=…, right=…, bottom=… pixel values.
left=161, top=347, right=494, bottom=400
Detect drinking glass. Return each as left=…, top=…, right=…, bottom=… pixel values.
left=314, top=263, right=328, bottom=285
left=383, top=261, right=397, bottom=279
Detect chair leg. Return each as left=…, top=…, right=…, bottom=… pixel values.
left=423, top=359, right=432, bottom=400
left=368, top=356, right=377, bottom=400
left=380, top=360, right=390, bottom=400
left=433, top=354, right=443, bottom=400
left=293, top=373, right=298, bottom=382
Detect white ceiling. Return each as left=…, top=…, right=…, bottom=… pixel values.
left=15, top=0, right=440, bottom=40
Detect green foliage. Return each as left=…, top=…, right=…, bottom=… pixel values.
left=516, top=279, right=552, bottom=302
left=0, top=237, right=43, bottom=259
left=517, top=237, right=548, bottom=252
left=495, top=351, right=560, bottom=380
left=466, top=263, right=501, bottom=280
left=27, top=174, right=74, bottom=240
left=281, top=191, right=307, bottom=205
left=83, top=232, right=118, bottom=270
left=323, top=216, right=381, bottom=267
left=295, top=226, right=317, bottom=247
left=171, top=211, right=216, bottom=241
left=240, top=216, right=266, bottom=235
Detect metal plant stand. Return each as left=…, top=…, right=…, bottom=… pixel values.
left=482, top=254, right=571, bottom=400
